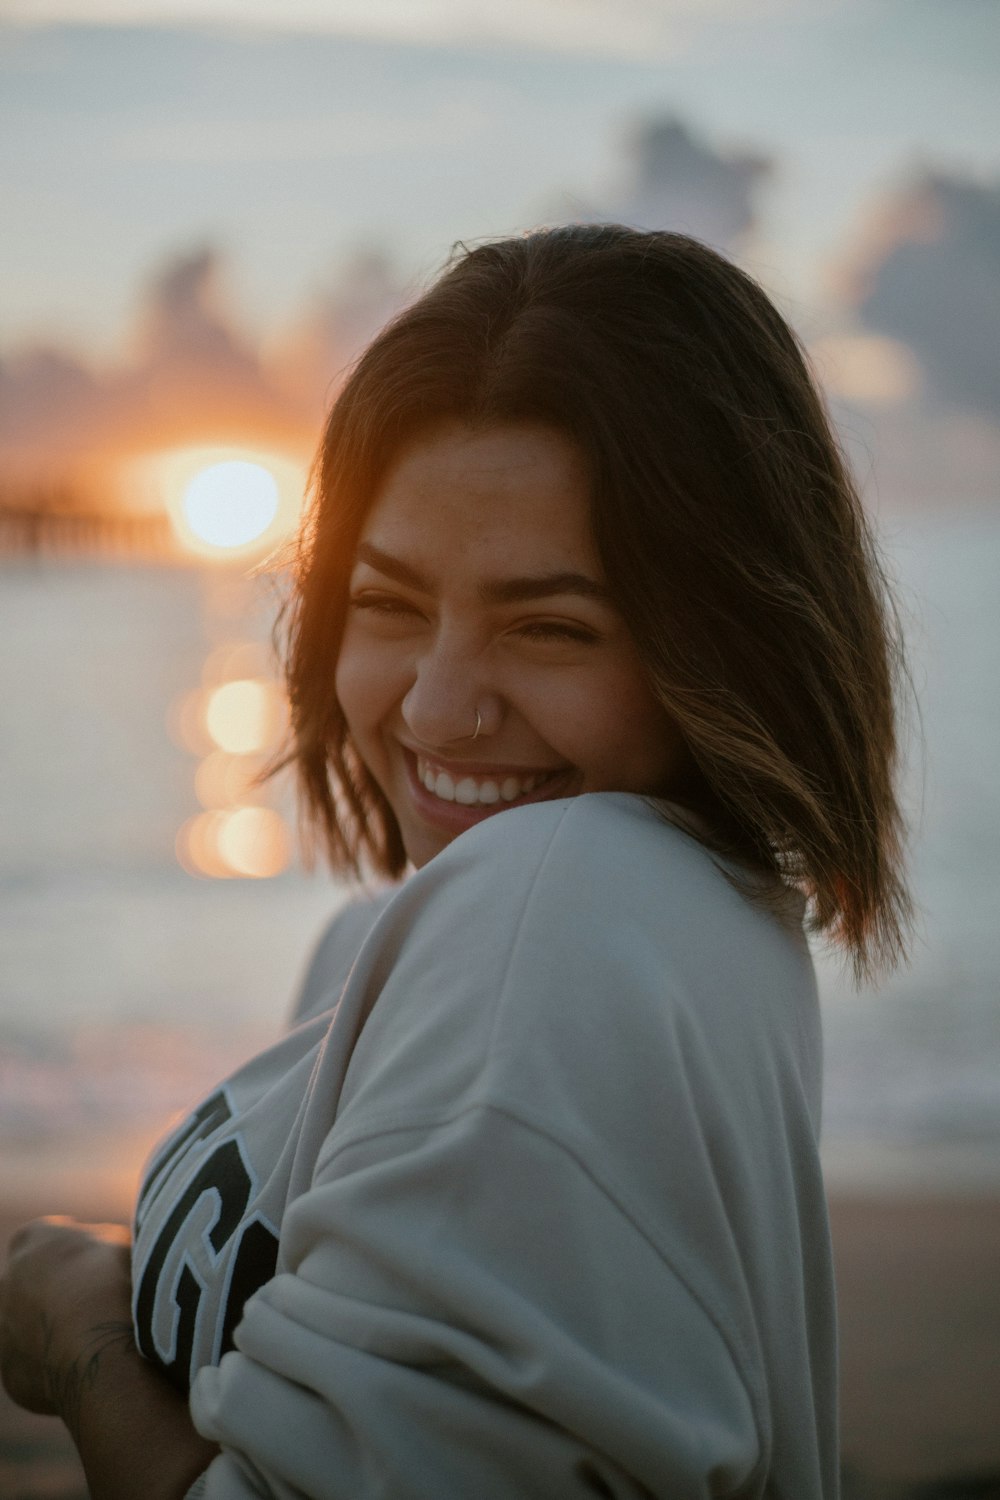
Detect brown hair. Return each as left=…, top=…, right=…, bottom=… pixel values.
left=279, top=224, right=911, bottom=981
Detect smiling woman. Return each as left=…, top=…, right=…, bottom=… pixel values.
left=0, top=226, right=912, bottom=1500
left=335, top=421, right=686, bottom=869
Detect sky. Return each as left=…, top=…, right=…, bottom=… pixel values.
left=2, top=0, right=998, bottom=357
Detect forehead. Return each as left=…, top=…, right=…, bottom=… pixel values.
left=359, top=421, right=600, bottom=573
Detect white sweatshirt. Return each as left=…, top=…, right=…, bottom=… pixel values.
left=132, top=793, right=837, bottom=1498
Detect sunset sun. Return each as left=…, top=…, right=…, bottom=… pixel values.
left=129, top=444, right=310, bottom=559
left=182, top=460, right=279, bottom=548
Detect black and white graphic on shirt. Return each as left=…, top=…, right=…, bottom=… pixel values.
left=134, top=1090, right=279, bottom=1392
left=135, top=1089, right=234, bottom=1232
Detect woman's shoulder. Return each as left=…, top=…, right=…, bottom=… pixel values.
left=339, top=794, right=818, bottom=1130
left=425, top=790, right=708, bottom=893
left=330, top=792, right=823, bottom=1239
left=291, top=884, right=399, bottom=1025
left=411, top=791, right=802, bottom=964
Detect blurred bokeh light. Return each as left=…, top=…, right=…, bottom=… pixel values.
left=203, top=677, right=285, bottom=756
left=176, top=805, right=291, bottom=880
left=193, top=750, right=268, bottom=810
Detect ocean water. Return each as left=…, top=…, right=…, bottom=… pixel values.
left=1, top=511, right=998, bottom=1206
left=814, top=507, right=1000, bottom=1189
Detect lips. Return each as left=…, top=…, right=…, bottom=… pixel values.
left=401, top=748, right=572, bottom=833
left=415, top=754, right=560, bottom=807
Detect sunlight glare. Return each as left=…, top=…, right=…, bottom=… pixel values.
left=129, top=444, right=309, bottom=561
left=182, top=461, right=279, bottom=548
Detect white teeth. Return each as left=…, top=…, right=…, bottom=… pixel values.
left=417, top=758, right=552, bottom=807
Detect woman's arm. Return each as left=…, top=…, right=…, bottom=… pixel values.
left=0, top=1217, right=217, bottom=1500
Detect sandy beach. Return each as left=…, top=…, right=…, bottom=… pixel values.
left=1, top=1192, right=998, bottom=1499
left=830, top=1193, right=1000, bottom=1497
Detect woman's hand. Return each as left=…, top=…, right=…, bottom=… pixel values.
left=0, top=1216, right=218, bottom=1500
left=0, top=1216, right=133, bottom=1427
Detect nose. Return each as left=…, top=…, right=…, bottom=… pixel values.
left=400, top=636, right=496, bottom=747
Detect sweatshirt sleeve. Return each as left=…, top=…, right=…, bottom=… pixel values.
left=289, top=888, right=397, bottom=1026
left=186, top=1100, right=759, bottom=1500
left=181, top=794, right=820, bottom=1498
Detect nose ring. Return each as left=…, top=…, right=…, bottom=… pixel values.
left=473, top=708, right=483, bottom=740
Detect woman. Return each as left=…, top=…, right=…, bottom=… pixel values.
left=0, top=225, right=910, bottom=1498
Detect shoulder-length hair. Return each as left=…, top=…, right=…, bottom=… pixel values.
left=278, top=224, right=911, bottom=982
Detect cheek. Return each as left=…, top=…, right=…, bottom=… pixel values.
left=333, top=637, right=382, bottom=736
left=577, top=673, right=680, bottom=784
left=335, top=636, right=413, bottom=768
left=519, top=673, right=665, bottom=773
left=332, top=656, right=355, bottom=728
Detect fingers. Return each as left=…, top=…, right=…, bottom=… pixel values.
left=0, top=1216, right=135, bottom=1417
left=8, top=1217, right=130, bottom=1256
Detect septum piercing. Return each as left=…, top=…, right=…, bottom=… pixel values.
left=472, top=709, right=483, bottom=740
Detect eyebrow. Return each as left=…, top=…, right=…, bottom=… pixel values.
left=353, top=541, right=611, bottom=604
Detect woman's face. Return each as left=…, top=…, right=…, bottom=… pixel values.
left=335, top=420, right=686, bottom=869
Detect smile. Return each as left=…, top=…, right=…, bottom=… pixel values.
left=416, top=756, right=559, bottom=807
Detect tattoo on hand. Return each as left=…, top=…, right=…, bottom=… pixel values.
left=45, top=1319, right=136, bottom=1443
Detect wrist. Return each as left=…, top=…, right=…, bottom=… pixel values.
left=70, top=1334, right=219, bottom=1500
left=49, top=1315, right=138, bottom=1445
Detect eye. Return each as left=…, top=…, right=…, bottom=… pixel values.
left=348, top=591, right=424, bottom=623
left=513, top=619, right=601, bottom=646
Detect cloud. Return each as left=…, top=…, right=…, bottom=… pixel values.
left=3, top=0, right=809, bottom=61
left=0, top=347, right=105, bottom=487
left=0, top=247, right=310, bottom=505
left=113, top=101, right=493, bottom=167
left=849, top=170, right=1000, bottom=421
left=268, top=249, right=411, bottom=418
left=0, top=242, right=420, bottom=516
left=808, top=334, right=922, bottom=409
left=575, top=115, right=771, bottom=250
left=126, top=246, right=280, bottom=419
